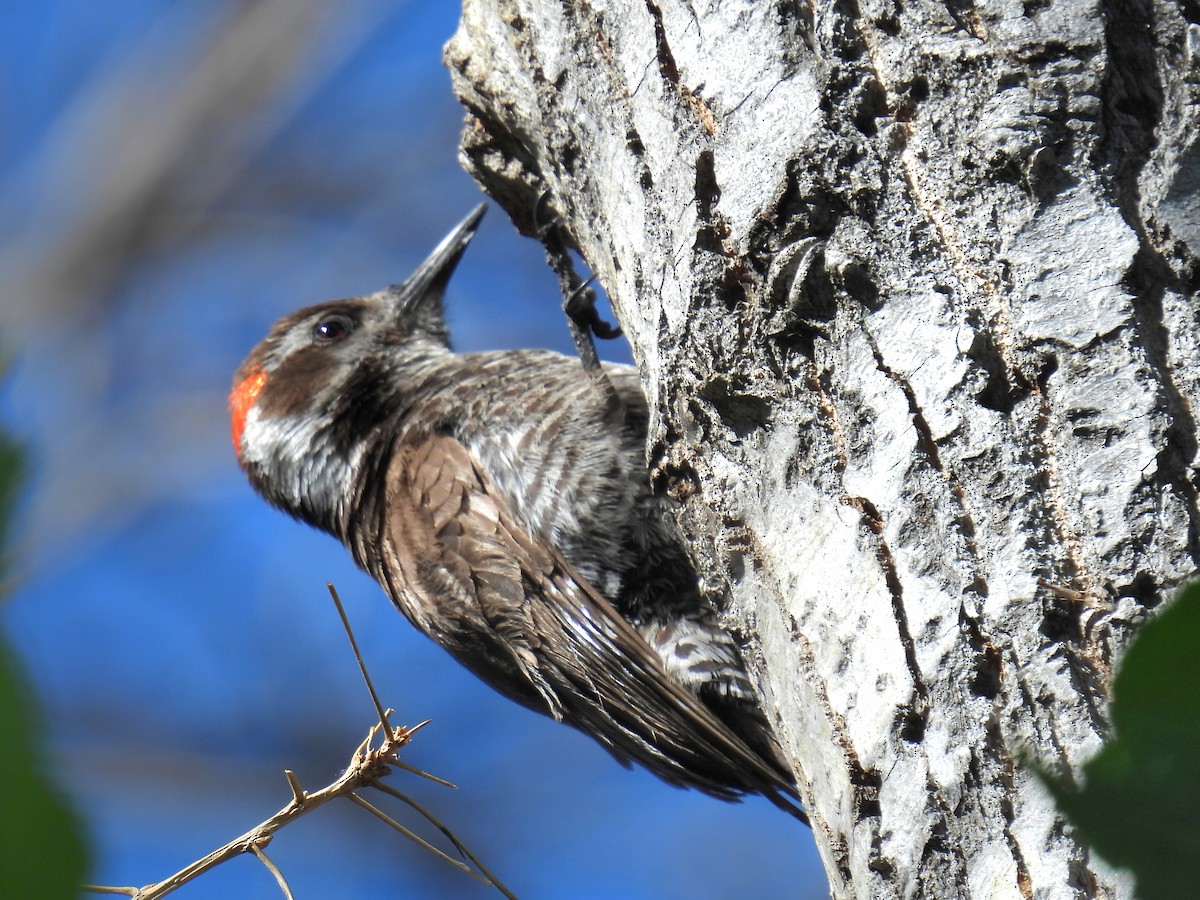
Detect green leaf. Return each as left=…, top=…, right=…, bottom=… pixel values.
left=0, top=433, right=91, bottom=897
left=1040, top=583, right=1200, bottom=899
left=0, top=434, right=21, bottom=579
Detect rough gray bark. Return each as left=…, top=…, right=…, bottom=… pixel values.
left=445, top=2, right=1200, bottom=897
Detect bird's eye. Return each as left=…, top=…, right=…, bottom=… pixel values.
left=312, top=314, right=355, bottom=344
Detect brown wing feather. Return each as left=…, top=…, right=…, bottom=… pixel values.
left=375, top=431, right=805, bottom=817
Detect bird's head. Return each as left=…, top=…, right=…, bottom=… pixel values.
left=229, top=203, right=486, bottom=531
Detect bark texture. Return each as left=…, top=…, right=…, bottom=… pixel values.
left=446, top=2, right=1200, bottom=897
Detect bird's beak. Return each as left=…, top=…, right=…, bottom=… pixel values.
left=388, top=203, right=487, bottom=326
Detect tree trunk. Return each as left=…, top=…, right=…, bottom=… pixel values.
left=445, top=2, right=1200, bottom=897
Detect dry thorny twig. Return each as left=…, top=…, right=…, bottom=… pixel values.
left=82, top=583, right=516, bottom=900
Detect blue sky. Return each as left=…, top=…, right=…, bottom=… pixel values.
left=0, top=2, right=825, bottom=897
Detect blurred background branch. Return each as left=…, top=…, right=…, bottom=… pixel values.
left=3, top=0, right=389, bottom=329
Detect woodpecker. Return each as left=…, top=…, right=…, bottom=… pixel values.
left=230, top=205, right=806, bottom=820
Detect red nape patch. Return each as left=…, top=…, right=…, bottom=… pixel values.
left=230, top=368, right=267, bottom=457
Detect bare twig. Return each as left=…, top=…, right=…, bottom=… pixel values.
left=83, top=719, right=414, bottom=899
left=390, top=756, right=457, bottom=788
left=327, top=581, right=395, bottom=741
left=250, top=842, right=294, bottom=900
left=371, top=780, right=517, bottom=900
left=82, top=584, right=514, bottom=898
left=79, top=888, right=136, bottom=896
left=1037, top=577, right=1095, bottom=605
left=348, top=792, right=485, bottom=882
left=283, top=769, right=306, bottom=805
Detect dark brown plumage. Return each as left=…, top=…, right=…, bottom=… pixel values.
left=230, top=205, right=806, bottom=820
